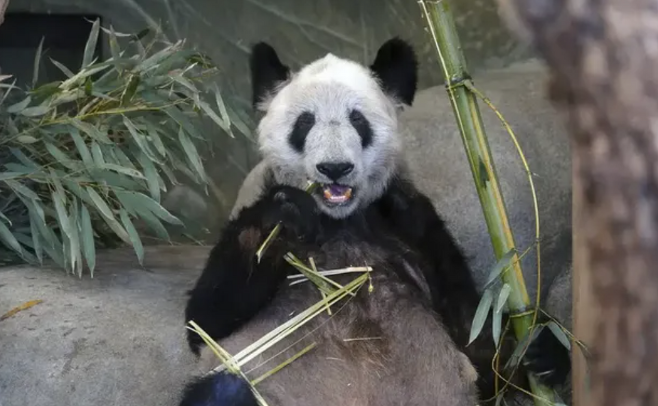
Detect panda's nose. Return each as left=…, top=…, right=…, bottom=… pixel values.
left=316, top=162, right=354, bottom=181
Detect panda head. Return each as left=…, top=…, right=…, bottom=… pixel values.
left=250, top=38, right=418, bottom=219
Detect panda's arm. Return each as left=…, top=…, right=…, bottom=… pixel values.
left=378, top=178, right=481, bottom=325
left=184, top=185, right=319, bottom=356
left=378, top=178, right=571, bottom=390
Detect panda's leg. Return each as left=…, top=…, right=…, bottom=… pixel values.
left=184, top=185, right=321, bottom=355
left=179, top=371, right=258, bottom=406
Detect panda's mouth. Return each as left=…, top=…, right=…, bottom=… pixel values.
left=319, top=183, right=355, bottom=205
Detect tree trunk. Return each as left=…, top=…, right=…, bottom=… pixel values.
left=495, top=1, right=658, bottom=405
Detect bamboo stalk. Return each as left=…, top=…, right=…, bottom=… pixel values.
left=418, top=1, right=557, bottom=405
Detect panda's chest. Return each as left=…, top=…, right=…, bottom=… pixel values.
left=298, top=226, right=392, bottom=273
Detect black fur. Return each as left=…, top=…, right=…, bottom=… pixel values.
left=369, top=37, right=419, bottom=106
left=249, top=42, right=290, bottom=108
left=184, top=185, right=320, bottom=355
left=179, top=371, right=258, bottom=406
left=183, top=176, right=570, bottom=405
left=349, top=109, right=373, bottom=148
left=289, top=111, right=316, bottom=153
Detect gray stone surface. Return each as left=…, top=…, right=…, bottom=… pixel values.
left=0, top=247, right=209, bottom=406
left=233, top=58, right=572, bottom=301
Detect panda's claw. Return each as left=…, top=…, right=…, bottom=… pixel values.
left=263, top=185, right=321, bottom=242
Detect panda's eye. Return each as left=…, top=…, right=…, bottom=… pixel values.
left=289, top=111, right=315, bottom=153
left=349, top=109, right=373, bottom=148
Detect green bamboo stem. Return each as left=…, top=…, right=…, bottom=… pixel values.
left=418, top=1, right=556, bottom=405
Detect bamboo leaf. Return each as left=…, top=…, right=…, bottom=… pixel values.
left=99, top=25, right=133, bottom=37
left=85, top=187, right=114, bottom=219
left=137, top=207, right=170, bottom=241
left=178, top=127, right=207, bottom=182
left=0, top=217, right=23, bottom=256
left=91, top=142, right=105, bottom=165
left=162, top=105, right=205, bottom=141
left=68, top=198, right=83, bottom=276
left=0, top=212, right=11, bottom=227
left=112, top=147, right=138, bottom=170
left=20, top=106, right=50, bottom=117
left=214, top=86, right=234, bottom=137
left=32, top=37, right=45, bottom=89
left=122, top=116, right=159, bottom=161
left=504, top=327, right=541, bottom=371
left=0, top=78, right=17, bottom=105
left=99, top=163, right=146, bottom=180
left=16, top=135, right=39, bottom=144
left=198, top=99, right=230, bottom=134
left=121, top=75, right=141, bottom=105
left=0, top=220, right=24, bottom=255
left=547, top=321, right=571, bottom=351
left=492, top=301, right=503, bottom=348
left=4, top=164, right=36, bottom=176
left=7, top=96, right=32, bottom=113
left=62, top=180, right=100, bottom=207
left=70, top=128, right=94, bottom=166
left=51, top=190, right=71, bottom=238
left=135, top=40, right=181, bottom=72
left=29, top=217, right=43, bottom=264
left=484, top=249, right=516, bottom=288
left=496, top=283, right=512, bottom=313
left=44, top=142, right=78, bottom=170
left=24, top=201, right=64, bottom=267
left=79, top=203, right=96, bottom=276
left=5, top=179, right=40, bottom=200
left=226, top=103, right=253, bottom=139
left=119, top=209, right=144, bottom=265
left=0, top=172, right=26, bottom=181
left=85, top=186, right=131, bottom=243
left=82, top=18, right=101, bottom=69
left=144, top=122, right=167, bottom=158
left=136, top=151, right=163, bottom=202
left=50, top=58, right=75, bottom=78
left=170, top=74, right=197, bottom=93
left=468, top=288, right=493, bottom=345
left=70, top=118, right=112, bottom=144
left=114, top=190, right=182, bottom=226
left=9, top=148, right=40, bottom=169
left=84, top=77, right=93, bottom=96
left=109, top=25, right=123, bottom=63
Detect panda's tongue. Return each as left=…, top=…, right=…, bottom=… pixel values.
left=323, top=184, right=353, bottom=204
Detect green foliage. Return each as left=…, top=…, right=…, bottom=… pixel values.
left=0, top=20, right=250, bottom=276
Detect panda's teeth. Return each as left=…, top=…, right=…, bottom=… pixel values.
left=322, top=185, right=353, bottom=203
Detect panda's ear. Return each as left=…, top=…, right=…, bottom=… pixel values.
left=249, top=42, right=291, bottom=109
left=369, top=37, right=418, bottom=106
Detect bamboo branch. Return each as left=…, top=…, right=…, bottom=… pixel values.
left=417, top=1, right=557, bottom=405
left=0, top=0, right=8, bottom=28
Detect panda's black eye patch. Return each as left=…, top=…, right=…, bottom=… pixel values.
left=349, top=109, right=373, bottom=148
left=289, top=111, right=316, bottom=153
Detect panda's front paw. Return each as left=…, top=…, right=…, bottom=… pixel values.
left=523, top=325, right=572, bottom=387
left=262, top=185, right=320, bottom=242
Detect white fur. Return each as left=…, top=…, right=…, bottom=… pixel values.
left=257, top=53, right=404, bottom=218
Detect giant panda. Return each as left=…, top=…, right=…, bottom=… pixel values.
left=178, top=38, right=571, bottom=406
